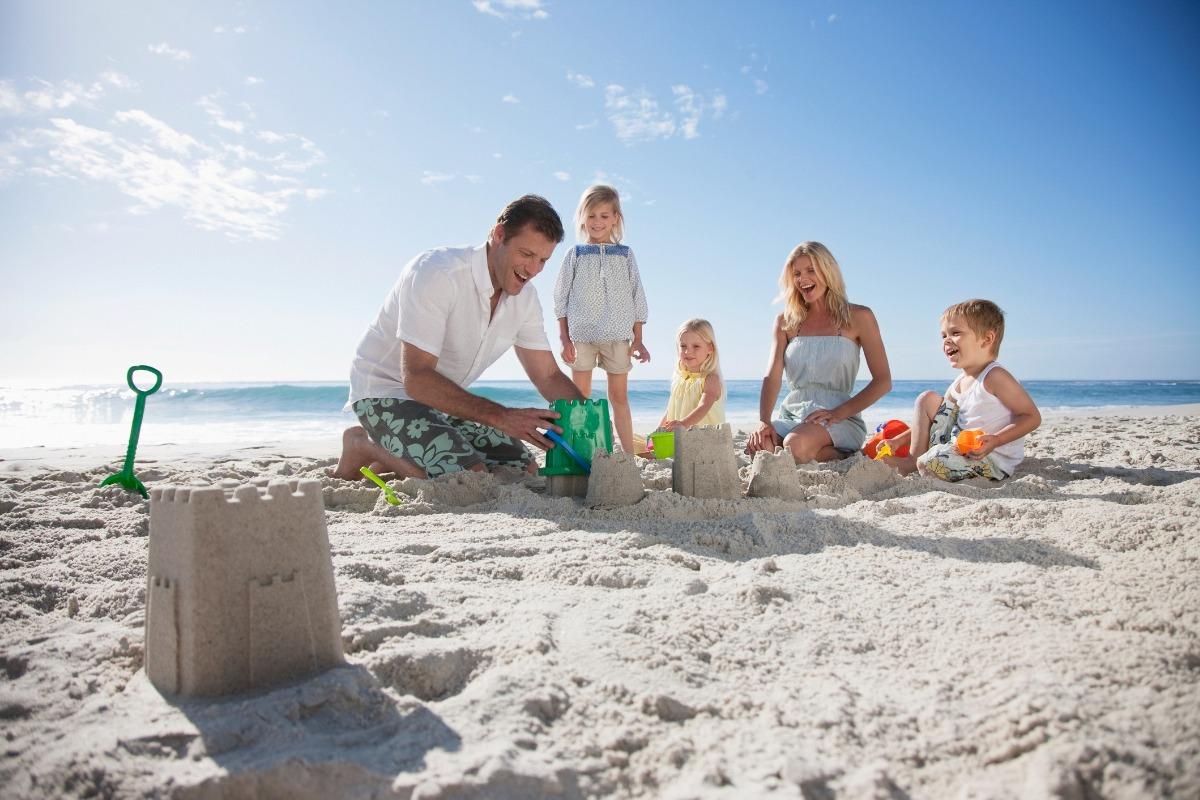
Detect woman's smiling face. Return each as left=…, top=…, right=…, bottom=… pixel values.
left=791, top=255, right=826, bottom=303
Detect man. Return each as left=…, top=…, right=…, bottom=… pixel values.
left=334, top=195, right=585, bottom=479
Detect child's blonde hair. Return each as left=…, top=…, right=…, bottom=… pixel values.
left=676, top=318, right=720, bottom=376
left=776, top=241, right=852, bottom=333
left=943, top=299, right=1005, bottom=355
left=574, top=184, right=624, bottom=243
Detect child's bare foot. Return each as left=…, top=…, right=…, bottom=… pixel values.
left=331, top=427, right=426, bottom=480
left=880, top=453, right=918, bottom=476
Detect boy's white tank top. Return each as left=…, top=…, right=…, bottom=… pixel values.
left=948, top=361, right=1024, bottom=475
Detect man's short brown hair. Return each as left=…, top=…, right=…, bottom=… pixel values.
left=943, top=299, right=1005, bottom=355
left=496, top=194, right=564, bottom=243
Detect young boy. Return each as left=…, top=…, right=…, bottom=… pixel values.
left=884, top=299, right=1041, bottom=481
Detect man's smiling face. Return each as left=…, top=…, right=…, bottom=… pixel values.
left=489, top=222, right=556, bottom=297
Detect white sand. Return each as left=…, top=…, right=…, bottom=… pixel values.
left=1, top=407, right=1198, bottom=798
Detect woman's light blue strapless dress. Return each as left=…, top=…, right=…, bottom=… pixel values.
left=772, top=335, right=867, bottom=452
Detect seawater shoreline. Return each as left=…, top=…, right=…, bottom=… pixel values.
left=2, top=402, right=1196, bottom=473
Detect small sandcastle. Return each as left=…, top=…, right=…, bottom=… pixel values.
left=145, top=479, right=344, bottom=696
left=746, top=447, right=806, bottom=500
left=585, top=449, right=645, bottom=507
left=672, top=423, right=741, bottom=500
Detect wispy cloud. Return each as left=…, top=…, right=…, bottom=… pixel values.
left=213, top=25, right=247, bottom=34
left=553, top=171, right=570, bottom=181
left=198, top=92, right=246, bottom=134
left=502, top=94, right=520, bottom=104
left=148, top=42, right=192, bottom=62
left=0, top=72, right=136, bottom=115
left=420, top=170, right=485, bottom=187
left=754, top=78, right=768, bottom=95
left=472, top=0, right=549, bottom=20
left=567, top=71, right=595, bottom=89
left=604, top=83, right=727, bottom=144
left=243, top=76, right=264, bottom=86
left=575, top=119, right=598, bottom=130
left=7, top=113, right=324, bottom=239
left=2, top=75, right=326, bottom=239
left=828, top=13, right=839, bottom=23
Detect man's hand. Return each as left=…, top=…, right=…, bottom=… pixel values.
left=494, top=407, right=563, bottom=450
left=631, top=338, right=650, bottom=363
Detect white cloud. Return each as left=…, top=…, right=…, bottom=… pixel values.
left=113, top=110, right=200, bottom=155
left=214, top=25, right=247, bottom=34
left=420, top=170, right=486, bottom=187
left=472, top=0, right=549, bottom=20
left=256, top=130, right=286, bottom=144
left=828, top=13, right=839, bottom=23
left=754, top=79, right=768, bottom=95
left=7, top=112, right=325, bottom=239
left=502, top=94, right=520, bottom=104
left=148, top=42, right=192, bottom=62
left=604, top=83, right=728, bottom=144
left=198, top=93, right=246, bottom=134
left=567, top=71, right=595, bottom=89
left=604, top=84, right=675, bottom=143
left=420, top=171, right=455, bottom=186
left=575, top=119, right=598, bottom=130
left=244, top=76, right=264, bottom=86
left=1, top=72, right=136, bottom=116
left=740, top=65, right=751, bottom=76
left=553, top=171, right=570, bottom=181
left=493, top=152, right=502, bottom=159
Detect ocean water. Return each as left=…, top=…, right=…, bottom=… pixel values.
left=1, top=379, right=1198, bottom=449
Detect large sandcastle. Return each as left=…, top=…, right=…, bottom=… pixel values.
left=145, top=479, right=344, bottom=696
left=672, top=424, right=741, bottom=500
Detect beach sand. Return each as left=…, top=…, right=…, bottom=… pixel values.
left=1, top=407, right=1198, bottom=798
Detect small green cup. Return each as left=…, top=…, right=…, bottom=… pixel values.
left=648, top=431, right=675, bottom=459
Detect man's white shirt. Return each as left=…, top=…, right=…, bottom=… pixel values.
left=347, top=243, right=551, bottom=408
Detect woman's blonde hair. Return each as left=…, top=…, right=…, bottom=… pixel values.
left=676, top=318, right=720, bottom=376
left=574, top=184, right=624, bottom=243
left=776, top=241, right=852, bottom=334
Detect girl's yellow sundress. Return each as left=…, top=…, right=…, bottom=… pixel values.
left=664, top=366, right=725, bottom=427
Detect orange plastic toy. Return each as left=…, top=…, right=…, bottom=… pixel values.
left=862, top=419, right=910, bottom=459
left=956, top=428, right=985, bottom=454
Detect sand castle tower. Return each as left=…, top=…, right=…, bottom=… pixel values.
left=585, top=449, right=645, bottom=507
left=747, top=447, right=806, bottom=500
left=145, top=479, right=344, bottom=696
left=672, top=423, right=741, bottom=500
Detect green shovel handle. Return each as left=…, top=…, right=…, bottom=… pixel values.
left=127, top=365, right=163, bottom=397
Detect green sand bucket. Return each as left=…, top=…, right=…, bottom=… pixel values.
left=540, top=398, right=612, bottom=477
left=99, top=365, right=162, bottom=499
left=648, top=430, right=675, bottom=459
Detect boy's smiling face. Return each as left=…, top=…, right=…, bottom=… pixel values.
left=941, top=314, right=996, bottom=372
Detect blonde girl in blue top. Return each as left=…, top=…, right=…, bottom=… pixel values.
left=656, top=318, right=725, bottom=435
left=554, top=184, right=650, bottom=453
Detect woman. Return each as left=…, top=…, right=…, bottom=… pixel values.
left=746, top=241, right=892, bottom=462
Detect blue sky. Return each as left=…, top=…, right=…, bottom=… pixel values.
left=1, top=0, right=1197, bottom=387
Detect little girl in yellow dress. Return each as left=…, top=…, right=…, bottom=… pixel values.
left=655, top=319, right=725, bottom=437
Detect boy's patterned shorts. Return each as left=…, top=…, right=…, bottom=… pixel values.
left=916, top=401, right=1009, bottom=482
left=353, top=398, right=534, bottom=477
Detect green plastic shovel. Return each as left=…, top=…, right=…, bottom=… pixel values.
left=99, top=365, right=163, bottom=499
left=360, top=466, right=403, bottom=505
